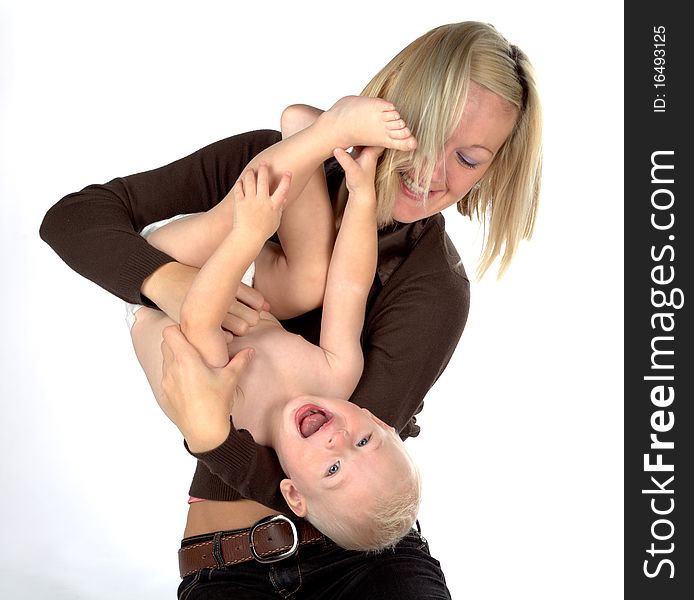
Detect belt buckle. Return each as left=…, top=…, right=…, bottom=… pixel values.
left=249, top=514, right=299, bottom=564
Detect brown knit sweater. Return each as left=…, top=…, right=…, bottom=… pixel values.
left=40, top=129, right=469, bottom=512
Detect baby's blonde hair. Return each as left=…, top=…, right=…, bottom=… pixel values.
left=361, top=21, right=543, bottom=278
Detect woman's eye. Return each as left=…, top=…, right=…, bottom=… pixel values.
left=327, top=461, right=340, bottom=476
left=456, top=152, right=479, bottom=169
left=356, top=436, right=371, bottom=447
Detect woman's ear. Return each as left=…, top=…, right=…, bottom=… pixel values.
left=280, top=479, right=308, bottom=517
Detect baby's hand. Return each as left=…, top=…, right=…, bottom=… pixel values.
left=333, top=146, right=383, bottom=197
left=231, top=163, right=291, bottom=241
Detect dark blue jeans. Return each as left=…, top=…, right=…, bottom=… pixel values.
left=177, top=527, right=451, bottom=599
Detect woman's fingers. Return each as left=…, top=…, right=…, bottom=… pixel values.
left=159, top=324, right=238, bottom=453
left=236, top=282, right=268, bottom=312
left=221, top=313, right=249, bottom=337
left=224, top=347, right=255, bottom=382
left=220, top=283, right=270, bottom=336
left=161, top=323, right=195, bottom=361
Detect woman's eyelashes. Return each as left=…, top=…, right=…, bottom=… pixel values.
left=456, top=152, right=479, bottom=169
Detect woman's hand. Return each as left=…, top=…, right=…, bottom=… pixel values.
left=160, top=324, right=256, bottom=453
left=142, top=262, right=269, bottom=336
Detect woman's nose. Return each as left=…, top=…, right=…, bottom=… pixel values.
left=430, top=160, right=445, bottom=184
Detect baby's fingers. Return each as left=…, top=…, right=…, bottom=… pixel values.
left=271, top=171, right=292, bottom=211
left=242, top=168, right=257, bottom=197
left=256, top=162, right=270, bottom=196
left=333, top=147, right=358, bottom=174
left=358, top=146, right=386, bottom=163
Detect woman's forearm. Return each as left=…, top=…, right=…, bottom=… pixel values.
left=141, top=262, right=200, bottom=323
left=145, top=210, right=233, bottom=269
left=39, top=130, right=282, bottom=305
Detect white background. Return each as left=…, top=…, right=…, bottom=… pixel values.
left=0, top=1, right=624, bottom=598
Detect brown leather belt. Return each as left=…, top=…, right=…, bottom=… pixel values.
left=178, top=515, right=325, bottom=578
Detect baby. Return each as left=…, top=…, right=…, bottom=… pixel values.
left=129, top=97, right=421, bottom=552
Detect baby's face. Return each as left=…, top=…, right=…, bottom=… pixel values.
left=275, top=396, right=408, bottom=499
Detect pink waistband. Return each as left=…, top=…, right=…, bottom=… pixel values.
left=188, top=496, right=207, bottom=504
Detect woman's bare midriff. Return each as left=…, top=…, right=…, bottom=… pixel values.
left=184, top=499, right=282, bottom=538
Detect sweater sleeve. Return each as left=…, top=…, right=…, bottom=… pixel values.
left=39, top=129, right=292, bottom=507
left=39, top=129, right=282, bottom=304
left=187, top=425, right=290, bottom=513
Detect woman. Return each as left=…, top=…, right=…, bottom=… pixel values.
left=40, top=21, right=542, bottom=599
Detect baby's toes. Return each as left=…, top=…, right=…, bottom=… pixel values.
left=385, top=118, right=408, bottom=131
left=381, top=108, right=401, bottom=123
left=389, top=126, right=412, bottom=140
left=389, top=133, right=418, bottom=151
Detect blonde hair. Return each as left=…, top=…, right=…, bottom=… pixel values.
left=306, top=454, right=422, bottom=552
left=361, top=21, right=543, bottom=278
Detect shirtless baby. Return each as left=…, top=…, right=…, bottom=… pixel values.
left=130, top=97, right=421, bottom=551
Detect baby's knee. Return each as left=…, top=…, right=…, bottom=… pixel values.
left=281, top=104, right=322, bottom=138
left=297, top=266, right=329, bottom=313
left=276, top=267, right=327, bottom=318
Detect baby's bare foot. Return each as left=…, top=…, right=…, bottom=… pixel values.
left=322, top=95, right=417, bottom=151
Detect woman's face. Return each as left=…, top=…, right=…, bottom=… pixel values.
left=392, top=82, right=519, bottom=223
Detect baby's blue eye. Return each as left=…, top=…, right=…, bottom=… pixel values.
left=327, top=461, right=340, bottom=476
left=356, top=436, right=371, bottom=447
left=456, top=152, right=479, bottom=169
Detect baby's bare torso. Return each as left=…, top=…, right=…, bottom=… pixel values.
left=228, top=312, right=330, bottom=444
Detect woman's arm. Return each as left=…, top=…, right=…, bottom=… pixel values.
left=39, top=130, right=281, bottom=307
left=142, top=213, right=222, bottom=270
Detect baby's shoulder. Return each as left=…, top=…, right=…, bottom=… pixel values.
left=250, top=318, right=318, bottom=363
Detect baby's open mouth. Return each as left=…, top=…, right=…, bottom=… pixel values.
left=295, top=404, right=333, bottom=438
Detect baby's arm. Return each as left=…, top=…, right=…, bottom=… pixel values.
left=317, top=147, right=381, bottom=394
left=180, top=165, right=291, bottom=368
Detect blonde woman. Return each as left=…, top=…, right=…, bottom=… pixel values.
left=41, top=21, right=542, bottom=599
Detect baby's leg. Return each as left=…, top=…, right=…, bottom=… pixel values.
left=320, top=95, right=417, bottom=152
left=253, top=99, right=416, bottom=319
left=129, top=306, right=177, bottom=407
left=254, top=104, right=334, bottom=318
